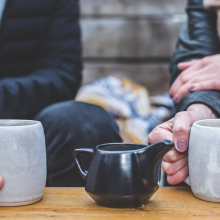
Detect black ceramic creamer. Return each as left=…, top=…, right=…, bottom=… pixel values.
left=73, top=140, right=174, bottom=208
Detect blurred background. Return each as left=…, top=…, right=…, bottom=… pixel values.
left=80, top=0, right=187, bottom=95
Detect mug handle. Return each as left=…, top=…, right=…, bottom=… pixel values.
left=73, top=148, right=94, bottom=180
left=185, top=176, right=191, bottom=186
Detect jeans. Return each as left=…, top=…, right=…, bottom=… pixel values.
left=34, top=100, right=122, bottom=187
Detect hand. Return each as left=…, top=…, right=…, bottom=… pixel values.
left=0, top=176, right=4, bottom=189
left=170, top=54, right=220, bottom=103
left=148, top=104, right=217, bottom=185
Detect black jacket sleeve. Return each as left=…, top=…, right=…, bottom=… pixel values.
left=170, top=0, right=220, bottom=116
left=0, top=0, right=82, bottom=119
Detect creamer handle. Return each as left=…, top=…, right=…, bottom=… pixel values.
left=73, top=148, right=94, bottom=180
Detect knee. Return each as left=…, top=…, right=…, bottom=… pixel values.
left=80, top=102, right=120, bottom=137
left=78, top=103, right=122, bottom=143
left=73, top=101, right=121, bottom=139
left=34, top=100, right=76, bottom=131
left=35, top=101, right=121, bottom=141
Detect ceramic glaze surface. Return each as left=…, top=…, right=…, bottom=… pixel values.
left=188, top=119, right=220, bottom=202
left=0, top=120, right=46, bottom=206
left=74, top=140, right=174, bottom=208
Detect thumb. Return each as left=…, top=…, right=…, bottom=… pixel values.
left=0, top=176, right=4, bottom=189
left=172, top=112, right=192, bottom=152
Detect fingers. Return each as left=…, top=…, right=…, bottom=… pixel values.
left=148, top=114, right=191, bottom=185
left=160, top=103, right=216, bottom=185
left=178, top=59, right=200, bottom=70
left=173, top=71, right=220, bottom=103
left=169, top=74, right=184, bottom=99
left=179, top=60, right=203, bottom=75
left=170, top=66, right=213, bottom=103
left=0, top=176, right=4, bottom=189
left=162, top=149, right=188, bottom=185
left=150, top=112, right=192, bottom=153
left=148, top=119, right=174, bottom=144
left=148, top=128, right=172, bottom=144
left=189, top=79, right=220, bottom=91
left=172, top=58, right=220, bottom=102
left=163, top=148, right=188, bottom=162
left=167, top=165, right=189, bottom=185
left=170, top=60, right=203, bottom=100
left=171, top=83, right=190, bottom=103
left=162, top=155, right=188, bottom=175
left=172, top=112, right=192, bottom=152
left=170, top=65, right=201, bottom=99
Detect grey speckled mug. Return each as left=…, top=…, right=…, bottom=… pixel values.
left=186, top=119, right=220, bottom=202
left=0, top=120, right=46, bottom=206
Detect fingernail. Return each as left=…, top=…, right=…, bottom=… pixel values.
left=185, top=164, right=188, bottom=169
left=177, top=140, right=187, bottom=151
left=172, top=95, right=178, bottom=102
left=189, top=85, right=195, bottom=90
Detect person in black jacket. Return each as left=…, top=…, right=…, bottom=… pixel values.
left=0, top=0, right=122, bottom=188
left=149, top=0, right=220, bottom=185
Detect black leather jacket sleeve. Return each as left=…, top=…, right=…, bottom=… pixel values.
left=170, top=0, right=220, bottom=116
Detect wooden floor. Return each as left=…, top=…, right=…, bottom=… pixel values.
left=1, top=187, right=220, bottom=219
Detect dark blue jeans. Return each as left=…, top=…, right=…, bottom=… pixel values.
left=34, top=101, right=122, bottom=187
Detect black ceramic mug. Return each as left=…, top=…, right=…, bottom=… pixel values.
left=73, top=140, right=174, bottom=208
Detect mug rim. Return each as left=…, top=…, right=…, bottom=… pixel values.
left=194, top=119, right=220, bottom=129
left=96, top=143, right=147, bottom=153
left=0, top=119, right=41, bottom=127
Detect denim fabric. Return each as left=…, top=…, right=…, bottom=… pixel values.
left=34, top=101, right=122, bottom=187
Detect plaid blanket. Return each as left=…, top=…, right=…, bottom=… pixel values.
left=76, top=76, right=174, bottom=144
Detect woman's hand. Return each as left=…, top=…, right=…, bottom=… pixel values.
left=148, top=104, right=217, bottom=185
left=170, top=54, right=220, bottom=103
left=0, top=176, right=4, bottom=189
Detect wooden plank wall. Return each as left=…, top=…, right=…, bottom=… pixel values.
left=80, top=0, right=187, bottom=95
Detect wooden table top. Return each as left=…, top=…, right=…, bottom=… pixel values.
left=1, top=187, right=220, bottom=219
